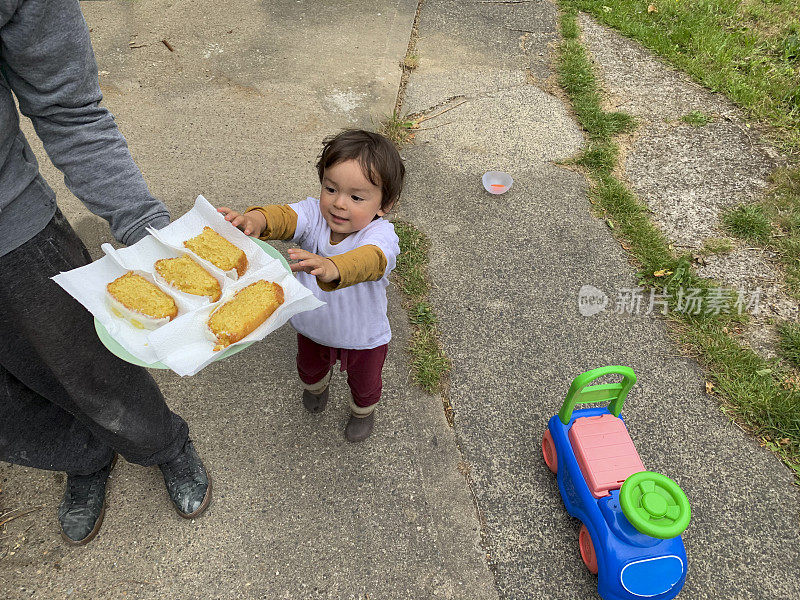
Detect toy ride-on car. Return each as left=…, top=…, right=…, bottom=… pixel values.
left=542, top=366, right=691, bottom=600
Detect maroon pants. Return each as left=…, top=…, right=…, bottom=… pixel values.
left=296, top=333, right=388, bottom=409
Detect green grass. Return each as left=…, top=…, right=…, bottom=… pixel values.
left=393, top=220, right=451, bottom=397
left=559, top=9, right=637, bottom=145
left=778, top=321, right=800, bottom=368
left=559, top=10, right=636, bottom=179
left=575, top=141, right=619, bottom=173
left=763, top=166, right=800, bottom=297
left=564, top=0, right=800, bottom=298
left=557, top=5, right=800, bottom=477
left=378, top=112, right=417, bottom=148
left=700, top=237, right=734, bottom=255
left=680, top=110, right=714, bottom=126
left=721, top=204, right=772, bottom=242
left=716, top=167, right=800, bottom=297
left=678, top=318, right=800, bottom=471
left=563, top=0, right=800, bottom=154
left=401, top=52, right=420, bottom=70
left=563, top=0, right=800, bottom=293
left=394, top=219, right=429, bottom=297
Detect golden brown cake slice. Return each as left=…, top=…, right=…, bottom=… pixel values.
left=106, top=272, right=178, bottom=330
left=207, top=280, right=284, bottom=351
left=154, top=255, right=222, bottom=302
left=183, top=226, right=248, bottom=277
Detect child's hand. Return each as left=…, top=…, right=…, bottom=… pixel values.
left=217, top=206, right=266, bottom=237
left=288, top=249, right=340, bottom=283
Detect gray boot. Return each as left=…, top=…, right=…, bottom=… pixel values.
left=302, top=370, right=331, bottom=413
left=302, top=386, right=329, bottom=413
left=345, top=412, right=374, bottom=443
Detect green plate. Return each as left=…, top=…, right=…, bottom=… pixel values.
left=95, top=238, right=291, bottom=369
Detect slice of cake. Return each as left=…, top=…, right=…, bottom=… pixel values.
left=183, top=226, right=248, bottom=277
left=207, top=280, right=284, bottom=351
left=106, top=272, right=178, bottom=330
left=154, top=255, right=222, bottom=302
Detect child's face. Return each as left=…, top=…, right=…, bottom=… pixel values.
left=319, top=159, right=387, bottom=243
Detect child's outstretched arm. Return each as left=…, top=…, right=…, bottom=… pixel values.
left=288, top=245, right=387, bottom=291
left=217, top=205, right=298, bottom=240
left=217, top=207, right=266, bottom=236
left=288, top=248, right=340, bottom=283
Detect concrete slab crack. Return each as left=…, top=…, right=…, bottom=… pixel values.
left=394, top=0, right=426, bottom=115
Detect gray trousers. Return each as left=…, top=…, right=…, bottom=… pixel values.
left=0, top=209, right=188, bottom=475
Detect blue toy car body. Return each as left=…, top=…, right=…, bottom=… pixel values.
left=543, top=367, right=690, bottom=600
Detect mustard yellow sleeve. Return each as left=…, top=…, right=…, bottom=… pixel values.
left=245, top=205, right=298, bottom=241
left=318, top=245, right=387, bottom=292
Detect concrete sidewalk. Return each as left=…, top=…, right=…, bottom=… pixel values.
left=399, top=1, right=800, bottom=599
left=1, top=1, right=495, bottom=599
left=1, top=1, right=799, bottom=599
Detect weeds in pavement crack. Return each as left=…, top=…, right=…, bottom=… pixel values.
left=392, top=220, right=453, bottom=422
left=394, top=0, right=426, bottom=115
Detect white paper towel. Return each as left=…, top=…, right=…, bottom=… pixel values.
left=52, top=195, right=324, bottom=376
left=149, top=262, right=322, bottom=376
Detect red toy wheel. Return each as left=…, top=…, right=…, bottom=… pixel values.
left=579, top=524, right=598, bottom=574
left=542, top=430, right=557, bottom=473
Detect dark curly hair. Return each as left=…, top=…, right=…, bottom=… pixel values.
left=316, top=129, right=405, bottom=212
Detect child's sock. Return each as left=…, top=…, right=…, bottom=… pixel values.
left=301, top=370, right=331, bottom=413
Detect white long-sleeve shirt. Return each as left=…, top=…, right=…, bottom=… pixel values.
left=288, top=197, right=399, bottom=350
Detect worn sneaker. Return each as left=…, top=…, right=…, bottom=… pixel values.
left=345, top=412, right=375, bottom=443
left=58, top=454, right=117, bottom=546
left=302, top=386, right=329, bottom=413
left=159, top=440, right=212, bottom=519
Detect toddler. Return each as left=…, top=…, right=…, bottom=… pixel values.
left=218, top=129, right=404, bottom=442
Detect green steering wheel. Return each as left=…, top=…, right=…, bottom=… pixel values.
left=619, top=471, right=691, bottom=539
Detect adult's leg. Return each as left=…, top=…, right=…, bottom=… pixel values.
left=0, top=364, right=113, bottom=474
left=0, top=209, right=187, bottom=476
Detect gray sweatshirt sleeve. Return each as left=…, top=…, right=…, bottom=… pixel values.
left=0, top=0, right=169, bottom=245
